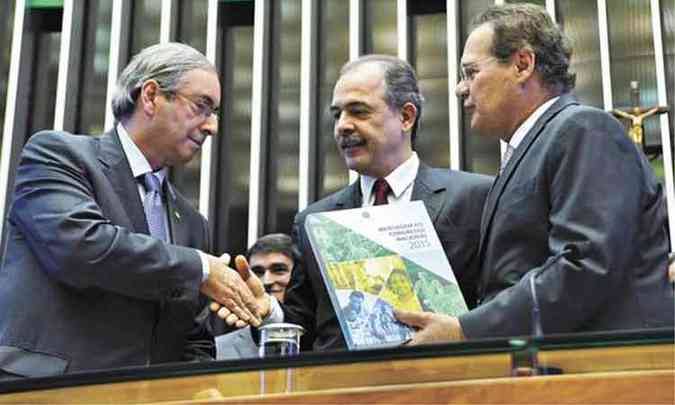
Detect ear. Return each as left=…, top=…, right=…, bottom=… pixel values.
left=512, top=48, right=536, bottom=84
left=400, top=102, right=418, bottom=134
left=139, top=80, right=161, bottom=117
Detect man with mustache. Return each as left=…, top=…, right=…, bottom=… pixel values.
left=396, top=3, right=674, bottom=343
left=215, top=233, right=301, bottom=359
left=286, top=54, right=492, bottom=350
left=213, top=55, right=492, bottom=351
left=0, top=43, right=261, bottom=378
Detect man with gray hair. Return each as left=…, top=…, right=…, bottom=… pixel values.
left=396, top=3, right=674, bottom=343
left=0, top=42, right=262, bottom=378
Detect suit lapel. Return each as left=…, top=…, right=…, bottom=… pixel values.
left=98, top=129, right=149, bottom=235
left=166, top=183, right=189, bottom=246
left=411, top=163, right=445, bottom=223
left=334, top=180, right=362, bottom=209
left=477, top=179, right=498, bottom=253
left=476, top=95, right=579, bottom=269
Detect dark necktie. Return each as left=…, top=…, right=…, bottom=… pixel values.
left=141, top=172, right=168, bottom=242
left=373, top=178, right=391, bottom=206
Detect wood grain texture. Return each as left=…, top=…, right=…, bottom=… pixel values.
left=0, top=344, right=672, bottom=404
left=206, top=370, right=675, bottom=404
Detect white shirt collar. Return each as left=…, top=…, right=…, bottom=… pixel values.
left=360, top=152, right=419, bottom=202
left=116, top=123, right=167, bottom=179
left=506, top=96, right=560, bottom=150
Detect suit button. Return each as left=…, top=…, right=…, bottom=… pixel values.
left=169, top=288, right=182, bottom=298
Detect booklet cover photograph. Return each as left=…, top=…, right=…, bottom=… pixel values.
left=304, top=201, right=468, bottom=350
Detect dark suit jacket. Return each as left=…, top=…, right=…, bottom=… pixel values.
left=283, top=163, right=492, bottom=351
left=0, top=130, right=211, bottom=377
left=460, top=94, right=675, bottom=338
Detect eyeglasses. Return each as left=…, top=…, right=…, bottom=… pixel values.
left=171, top=91, right=220, bottom=119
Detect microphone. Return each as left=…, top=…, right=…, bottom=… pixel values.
left=513, top=247, right=574, bottom=377
left=528, top=247, right=574, bottom=337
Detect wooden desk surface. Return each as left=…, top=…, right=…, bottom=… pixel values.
left=0, top=342, right=672, bottom=404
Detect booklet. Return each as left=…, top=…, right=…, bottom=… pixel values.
left=304, top=201, right=468, bottom=350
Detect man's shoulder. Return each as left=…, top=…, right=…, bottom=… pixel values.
left=21, top=131, right=103, bottom=166
left=547, top=98, right=628, bottom=146
left=26, top=130, right=99, bottom=150
left=421, top=165, right=493, bottom=193
left=445, top=168, right=492, bottom=185
left=555, top=100, right=609, bottom=122
left=544, top=94, right=617, bottom=130
left=296, top=184, right=357, bottom=223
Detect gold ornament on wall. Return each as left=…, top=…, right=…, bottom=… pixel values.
left=611, top=81, right=668, bottom=150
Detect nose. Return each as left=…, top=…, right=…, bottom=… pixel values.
left=200, top=114, right=218, bottom=137
left=334, top=112, right=354, bottom=137
left=455, top=80, right=468, bottom=98
left=262, top=271, right=275, bottom=287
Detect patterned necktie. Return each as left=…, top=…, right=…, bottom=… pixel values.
left=142, top=172, right=168, bottom=242
left=500, top=144, right=515, bottom=175
left=373, top=178, right=391, bottom=206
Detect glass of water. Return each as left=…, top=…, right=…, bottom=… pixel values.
left=259, top=322, right=304, bottom=357
left=259, top=323, right=304, bottom=394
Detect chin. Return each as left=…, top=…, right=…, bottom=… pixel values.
left=470, top=124, right=492, bottom=138
left=178, top=150, right=199, bottom=164
left=344, top=157, right=369, bottom=174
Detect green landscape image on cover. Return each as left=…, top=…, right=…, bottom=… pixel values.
left=309, top=214, right=467, bottom=316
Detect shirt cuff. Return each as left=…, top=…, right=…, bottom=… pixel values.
left=197, top=250, right=210, bottom=283
left=262, top=295, right=284, bottom=325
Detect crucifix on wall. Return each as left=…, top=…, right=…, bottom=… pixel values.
left=611, top=81, right=669, bottom=151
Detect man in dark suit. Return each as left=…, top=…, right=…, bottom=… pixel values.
left=0, top=43, right=262, bottom=378
left=211, top=55, right=491, bottom=351
left=397, top=3, right=674, bottom=343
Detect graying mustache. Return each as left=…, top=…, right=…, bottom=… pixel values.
left=339, top=136, right=364, bottom=147
left=191, top=133, right=207, bottom=145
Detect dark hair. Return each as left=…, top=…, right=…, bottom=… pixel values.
left=472, top=3, right=576, bottom=94
left=339, top=54, right=425, bottom=148
left=246, top=233, right=301, bottom=267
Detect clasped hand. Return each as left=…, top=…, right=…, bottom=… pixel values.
left=200, top=254, right=270, bottom=328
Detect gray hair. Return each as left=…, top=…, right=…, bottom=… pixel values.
left=111, top=42, right=216, bottom=122
left=472, top=3, right=576, bottom=94
left=339, top=55, right=425, bottom=148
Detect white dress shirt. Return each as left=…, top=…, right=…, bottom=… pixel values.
left=502, top=96, right=560, bottom=155
left=360, top=152, right=420, bottom=206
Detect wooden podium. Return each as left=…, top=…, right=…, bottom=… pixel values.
left=0, top=329, right=672, bottom=404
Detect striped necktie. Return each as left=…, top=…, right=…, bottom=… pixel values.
left=141, top=172, right=168, bottom=242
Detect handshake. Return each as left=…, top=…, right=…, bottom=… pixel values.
left=199, top=253, right=271, bottom=328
